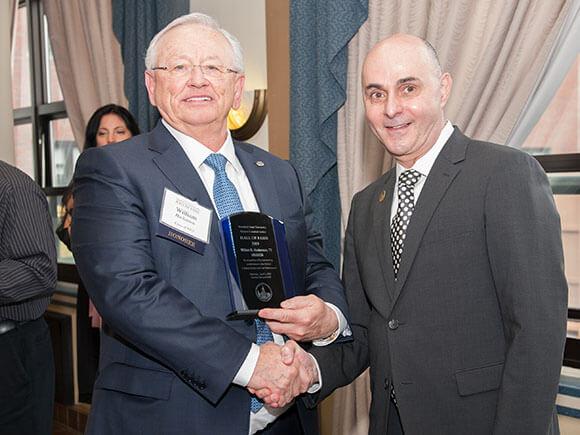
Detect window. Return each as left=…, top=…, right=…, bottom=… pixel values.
left=11, top=0, right=78, bottom=265
left=523, top=57, right=580, bottom=369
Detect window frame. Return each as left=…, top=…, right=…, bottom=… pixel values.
left=534, top=154, right=580, bottom=369
left=13, top=0, right=69, bottom=197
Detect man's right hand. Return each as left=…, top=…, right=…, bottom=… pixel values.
left=247, top=341, right=319, bottom=408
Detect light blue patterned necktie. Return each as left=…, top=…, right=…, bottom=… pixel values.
left=204, top=153, right=273, bottom=413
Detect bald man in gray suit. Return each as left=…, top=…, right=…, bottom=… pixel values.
left=287, top=33, right=568, bottom=434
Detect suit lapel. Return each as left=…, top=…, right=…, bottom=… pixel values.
left=235, top=142, right=282, bottom=221
left=148, top=123, right=222, bottom=253
left=372, top=170, right=397, bottom=315
left=393, top=129, right=467, bottom=300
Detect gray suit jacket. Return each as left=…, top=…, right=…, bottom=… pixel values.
left=309, top=128, right=567, bottom=434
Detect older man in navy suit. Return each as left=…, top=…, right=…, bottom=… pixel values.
left=72, top=13, right=348, bottom=435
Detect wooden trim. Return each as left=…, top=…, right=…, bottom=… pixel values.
left=534, top=154, right=580, bottom=173
left=45, top=308, right=77, bottom=404
left=265, top=0, right=290, bottom=160
left=564, top=337, right=580, bottom=369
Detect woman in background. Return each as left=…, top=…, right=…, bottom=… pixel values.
left=84, top=104, right=140, bottom=149
left=56, top=104, right=139, bottom=403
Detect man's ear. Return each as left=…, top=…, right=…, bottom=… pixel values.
left=231, top=74, right=246, bottom=110
left=439, top=72, right=453, bottom=108
left=144, top=70, right=157, bottom=107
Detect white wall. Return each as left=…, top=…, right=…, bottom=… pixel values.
left=0, top=0, right=15, bottom=164
left=189, top=0, right=269, bottom=150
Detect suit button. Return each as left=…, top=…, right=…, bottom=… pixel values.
left=388, top=319, right=399, bottom=330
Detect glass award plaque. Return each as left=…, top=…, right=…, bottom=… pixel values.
left=221, top=212, right=296, bottom=320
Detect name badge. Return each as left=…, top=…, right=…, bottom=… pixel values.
left=157, top=188, right=212, bottom=254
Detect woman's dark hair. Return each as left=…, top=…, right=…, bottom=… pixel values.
left=55, top=181, right=75, bottom=249
left=61, top=181, right=74, bottom=206
left=84, top=104, right=140, bottom=150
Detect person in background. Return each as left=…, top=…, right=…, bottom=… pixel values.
left=0, top=160, right=57, bottom=435
left=56, top=104, right=140, bottom=403
left=84, top=104, right=140, bottom=149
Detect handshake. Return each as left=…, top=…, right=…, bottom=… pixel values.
left=246, top=341, right=319, bottom=408
left=243, top=294, right=341, bottom=408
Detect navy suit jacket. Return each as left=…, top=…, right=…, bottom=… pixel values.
left=72, top=122, right=347, bottom=435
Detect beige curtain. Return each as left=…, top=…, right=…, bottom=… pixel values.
left=42, top=0, right=127, bottom=146
left=520, top=58, right=578, bottom=154
left=332, top=1, right=572, bottom=434
left=10, top=0, right=17, bottom=45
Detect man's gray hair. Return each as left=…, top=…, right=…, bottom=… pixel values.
left=145, top=12, right=244, bottom=73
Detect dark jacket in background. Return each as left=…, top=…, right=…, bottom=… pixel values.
left=0, top=160, right=57, bottom=435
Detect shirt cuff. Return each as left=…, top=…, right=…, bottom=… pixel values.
left=306, top=353, right=323, bottom=394
left=232, top=343, right=260, bottom=387
left=312, top=302, right=352, bottom=346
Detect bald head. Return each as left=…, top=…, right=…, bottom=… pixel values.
left=361, top=33, right=452, bottom=167
left=365, top=33, right=442, bottom=79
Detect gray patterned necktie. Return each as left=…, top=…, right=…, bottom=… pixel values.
left=390, top=169, right=422, bottom=279
left=204, top=153, right=273, bottom=413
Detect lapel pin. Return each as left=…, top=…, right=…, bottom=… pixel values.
left=379, top=190, right=386, bottom=202
left=255, top=161, right=265, bottom=167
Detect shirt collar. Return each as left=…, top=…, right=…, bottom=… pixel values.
left=162, top=119, right=242, bottom=173
left=396, top=121, right=454, bottom=180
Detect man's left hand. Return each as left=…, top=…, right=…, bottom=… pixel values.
left=258, top=295, right=338, bottom=342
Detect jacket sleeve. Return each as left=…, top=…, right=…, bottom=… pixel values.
left=485, top=152, right=567, bottom=434
left=306, top=193, right=370, bottom=404
left=0, top=174, right=56, bottom=303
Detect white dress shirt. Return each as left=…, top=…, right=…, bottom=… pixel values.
left=390, top=121, right=454, bottom=221
left=163, top=120, right=347, bottom=433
